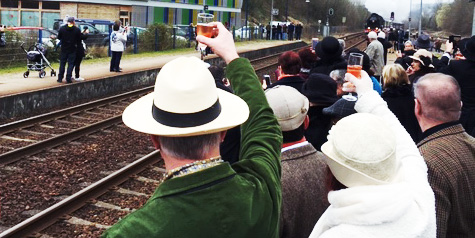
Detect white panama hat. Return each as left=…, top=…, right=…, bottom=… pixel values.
left=122, top=57, right=249, bottom=137
left=321, top=113, right=401, bottom=187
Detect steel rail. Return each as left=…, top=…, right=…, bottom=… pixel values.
left=0, top=86, right=153, bottom=135
left=0, top=116, right=123, bottom=165
left=0, top=151, right=164, bottom=238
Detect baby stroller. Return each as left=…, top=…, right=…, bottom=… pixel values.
left=20, top=42, right=56, bottom=78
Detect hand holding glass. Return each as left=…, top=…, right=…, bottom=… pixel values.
left=197, top=13, right=214, bottom=51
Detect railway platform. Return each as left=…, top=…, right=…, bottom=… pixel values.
left=0, top=40, right=298, bottom=97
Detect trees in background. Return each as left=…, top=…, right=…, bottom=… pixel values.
left=244, top=0, right=370, bottom=30
left=436, top=0, right=474, bottom=36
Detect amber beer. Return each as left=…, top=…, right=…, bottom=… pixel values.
left=197, top=24, right=214, bottom=38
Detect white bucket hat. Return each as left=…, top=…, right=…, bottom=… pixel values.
left=265, top=85, right=309, bottom=131
left=122, top=57, right=249, bottom=137
left=321, top=113, right=401, bottom=187
left=368, top=31, right=377, bottom=39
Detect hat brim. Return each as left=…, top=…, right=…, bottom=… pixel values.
left=321, top=141, right=392, bottom=187
left=122, top=89, right=249, bottom=137
left=315, top=42, right=343, bottom=60
left=414, top=41, right=432, bottom=49
left=408, top=56, right=434, bottom=68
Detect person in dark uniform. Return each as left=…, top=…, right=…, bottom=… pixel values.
left=57, top=17, right=81, bottom=83
left=72, top=26, right=89, bottom=81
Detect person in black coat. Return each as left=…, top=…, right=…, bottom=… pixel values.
left=301, top=73, right=338, bottom=151
left=377, top=31, right=392, bottom=65
left=439, top=36, right=475, bottom=137
left=310, top=36, right=347, bottom=75
left=288, top=23, right=295, bottom=41
left=208, top=64, right=241, bottom=164
left=72, top=26, right=88, bottom=81
left=57, top=17, right=81, bottom=83
left=268, top=51, right=305, bottom=93
left=381, top=64, right=423, bottom=143
left=295, top=23, right=303, bottom=40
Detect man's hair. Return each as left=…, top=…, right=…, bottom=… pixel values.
left=113, top=24, right=120, bottom=31
left=329, top=69, right=345, bottom=86
left=278, top=51, right=302, bottom=75
left=414, top=73, right=461, bottom=122
left=282, top=124, right=305, bottom=143
left=158, top=133, right=221, bottom=160
left=382, top=64, right=409, bottom=89
left=208, top=65, right=224, bottom=81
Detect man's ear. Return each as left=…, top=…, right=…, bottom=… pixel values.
left=414, top=98, right=422, bottom=117
left=220, top=131, right=227, bottom=143
left=304, top=115, right=310, bottom=130
left=151, top=135, right=161, bottom=150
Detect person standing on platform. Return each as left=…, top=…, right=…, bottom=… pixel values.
left=288, top=22, right=295, bottom=41
left=365, top=31, right=384, bottom=81
left=439, top=36, right=475, bottom=137
left=277, top=23, right=282, bottom=40
left=110, top=24, right=127, bottom=73
left=57, top=17, right=81, bottom=83
left=266, top=24, right=271, bottom=40
left=309, top=70, right=436, bottom=238
left=102, top=22, right=283, bottom=238
left=282, top=24, right=287, bottom=40
left=295, top=23, right=303, bottom=40
left=265, top=86, right=329, bottom=238
left=377, top=31, right=392, bottom=65
left=414, top=73, right=475, bottom=238
left=0, top=24, right=6, bottom=47
left=72, top=26, right=88, bottom=81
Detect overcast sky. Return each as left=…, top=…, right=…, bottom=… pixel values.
left=364, top=0, right=454, bottom=22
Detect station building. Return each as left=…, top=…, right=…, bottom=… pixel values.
left=0, top=0, right=242, bottom=29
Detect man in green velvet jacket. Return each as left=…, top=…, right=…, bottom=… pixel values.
left=102, top=22, right=282, bottom=238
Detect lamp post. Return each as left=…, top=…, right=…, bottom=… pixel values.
left=306, top=0, right=310, bottom=37
left=408, top=0, right=412, bottom=37
left=418, top=0, right=422, bottom=36
left=270, top=0, right=273, bottom=40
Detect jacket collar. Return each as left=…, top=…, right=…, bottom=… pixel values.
left=152, top=163, right=236, bottom=198
left=417, top=123, right=465, bottom=147
left=281, top=143, right=317, bottom=161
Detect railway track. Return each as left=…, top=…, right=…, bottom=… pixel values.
left=0, top=35, right=369, bottom=237
left=0, top=42, right=307, bottom=237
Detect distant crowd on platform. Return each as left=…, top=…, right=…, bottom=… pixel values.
left=263, top=22, right=304, bottom=41
left=102, top=21, right=474, bottom=238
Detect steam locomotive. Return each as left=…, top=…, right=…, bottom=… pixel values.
left=365, top=13, right=404, bottom=33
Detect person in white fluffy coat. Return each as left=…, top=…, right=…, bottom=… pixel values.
left=309, top=70, right=436, bottom=238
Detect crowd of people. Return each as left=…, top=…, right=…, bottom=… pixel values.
left=263, top=22, right=304, bottom=41
left=101, top=21, right=474, bottom=238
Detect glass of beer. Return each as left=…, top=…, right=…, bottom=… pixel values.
left=197, top=13, right=214, bottom=58
left=342, top=52, right=364, bottom=101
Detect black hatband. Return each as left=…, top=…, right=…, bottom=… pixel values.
left=152, top=99, right=221, bottom=128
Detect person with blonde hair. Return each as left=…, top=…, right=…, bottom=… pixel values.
left=382, top=64, right=422, bottom=142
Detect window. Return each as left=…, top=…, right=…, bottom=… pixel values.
left=21, top=11, right=39, bottom=26
left=21, top=1, right=39, bottom=9
left=1, top=0, right=19, bottom=8
left=0, top=10, right=18, bottom=26
left=41, top=12, right=59, bottom=29
left=42, top=1, right=59, bottom=10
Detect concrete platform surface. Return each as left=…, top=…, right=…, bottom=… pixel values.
left=0, top=40, right=297, bottom=97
